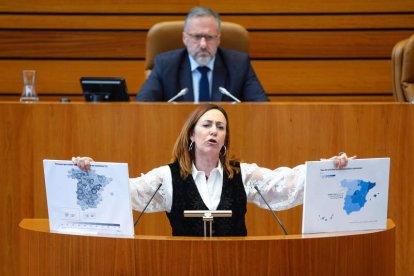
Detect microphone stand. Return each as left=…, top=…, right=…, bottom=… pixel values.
left=254, top=185, right=288, bottom=235
left=134, top=183, right=162, bottom=226
left=218, top=87, right=241, bottom=103
left=167, top=88, right=188, bottom=103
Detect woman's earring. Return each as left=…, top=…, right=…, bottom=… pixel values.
left=188, top=141, right=194, bottom=152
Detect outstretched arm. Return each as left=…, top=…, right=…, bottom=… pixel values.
left=242, top=153, right=356, bottom=210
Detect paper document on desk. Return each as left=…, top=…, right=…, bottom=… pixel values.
left=302, top=158, right=390, bottom=234
left=43, top=160, right=134, bottom=238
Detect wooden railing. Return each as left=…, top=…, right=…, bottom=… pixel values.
left=19, top=218, right=396, bottom=275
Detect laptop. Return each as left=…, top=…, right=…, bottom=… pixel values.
left=43, top=159, right=134, bottom=238
left=302, top=158, right=390, bottom=234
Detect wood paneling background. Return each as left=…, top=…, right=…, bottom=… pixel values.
left=0, top=1, right=413, bottom=101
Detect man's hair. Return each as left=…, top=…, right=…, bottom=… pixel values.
left=184, top=7, right=221, bottom=33
left=171, top=104, right=238, bottom=179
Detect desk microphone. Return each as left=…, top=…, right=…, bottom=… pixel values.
left=254, top=185, right=288, bottom=235
left=167, top=88, right=188, bottom=103
left=218, top=87, right=241, bottom=103
left=134, top=183, right=162, bottom=227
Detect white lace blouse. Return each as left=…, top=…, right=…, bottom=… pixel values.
left=129, top=162, right=305, bottom=213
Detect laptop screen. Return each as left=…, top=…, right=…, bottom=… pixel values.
left=80, top=77, right=130, bottom=102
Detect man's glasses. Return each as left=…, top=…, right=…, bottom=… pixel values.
left=186, top=33, right=219, bottom=42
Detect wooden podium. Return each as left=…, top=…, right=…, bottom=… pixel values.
left=20, top=218, right=395, bottom=275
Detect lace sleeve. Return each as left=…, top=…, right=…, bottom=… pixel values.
left=241, top=163, right=305, bottom=211
left=128, top=165, right=172, bottom=213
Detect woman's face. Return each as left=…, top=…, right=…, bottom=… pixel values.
left=190, top=109, right=227, bottom=158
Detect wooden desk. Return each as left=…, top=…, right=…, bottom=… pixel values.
left=19, top=218, right=395, bottom=275
left=1, top=102, right=413, bottom=275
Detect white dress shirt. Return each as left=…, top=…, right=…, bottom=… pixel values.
left=129, top=162, right=305, bottom=213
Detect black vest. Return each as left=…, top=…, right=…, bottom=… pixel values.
left=166, top=162, right=247, bottom=236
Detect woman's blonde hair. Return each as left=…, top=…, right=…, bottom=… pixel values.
left=172, top=104, right=239, bottom=179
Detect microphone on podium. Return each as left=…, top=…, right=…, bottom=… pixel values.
left=254, top=185, right=288, bottom=235
left=134, top=183, right=162, bottom=227
left=218, top=87, right=241, bottom=103
left=167, top=88, right=188, bottom=103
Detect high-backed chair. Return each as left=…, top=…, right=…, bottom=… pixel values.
left=391, top=34, right=414, bottom=102
left=144, top=21, right=249, bottom=78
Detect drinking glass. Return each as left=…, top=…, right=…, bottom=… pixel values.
left=20, top=70, right=39, bottom=102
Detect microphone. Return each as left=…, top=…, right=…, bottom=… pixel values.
left=134, top=183, right=162, bottom=226
left=254, top=185, right=288, bottom=235
left=218, top=87, right=241, bottom=103
left=167, top=88, right=188, bottom=103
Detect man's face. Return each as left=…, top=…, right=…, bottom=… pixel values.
left=183, top=16, right=221, bottom=66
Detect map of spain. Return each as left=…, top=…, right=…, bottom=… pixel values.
left=341, top=179, right=376, bottom=215
left=68, top=168, right=112, bottom=210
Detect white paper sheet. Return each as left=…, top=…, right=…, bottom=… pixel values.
left=302, top=158, right=390, bottom=234
left=43, top=160, right=134, bottom=238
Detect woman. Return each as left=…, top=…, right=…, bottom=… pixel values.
left=73, top=104, right=352, bottom=236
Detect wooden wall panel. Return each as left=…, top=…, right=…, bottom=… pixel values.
left=4, top=94, right=391, bottom=103
left=2, top=14, right=414, bottom=30
left=0, top=1, right=196, bottom=13
left=254, top=60, right=393, bottom=95
left=0, top=4, right=413, bottom=101
left=1, top=0, right=414, bottom=13
left=0, top=14, right=184, bottom=30
left=224, top=14, right=414, bottom=30
left=0, top=60, right=144, bottom=95
left=0, top=60, right=393, bottom=99
left=249, top=31, right=413, bottom=59
left=1, top=14, right=414, bottom=30
left=207, top=0, right=414, bottom=13
left=0, top=31, right=147, bottom=58
left=268, top=95, right=393, bottom=102
left=0, top=30, right=410, bottom=59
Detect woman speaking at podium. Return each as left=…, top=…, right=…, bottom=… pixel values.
left=73, top=104, right=353, bottom=236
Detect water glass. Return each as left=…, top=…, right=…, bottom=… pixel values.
left=20, top=70, right=39, bottom=102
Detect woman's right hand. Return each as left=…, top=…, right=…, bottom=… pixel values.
left=72, top=156, right=94, bottom=171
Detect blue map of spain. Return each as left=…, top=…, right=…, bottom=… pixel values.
left=68, top=168, right=112, bottom=210
left=341, top=179, right=376, bottom=215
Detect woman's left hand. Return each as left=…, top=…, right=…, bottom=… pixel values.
left=329, top=152, right=357, bottom=169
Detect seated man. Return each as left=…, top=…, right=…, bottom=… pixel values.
left=135, top=7, right=269, bottom=102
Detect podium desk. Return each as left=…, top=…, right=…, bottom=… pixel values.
left=20, top=218, right=395, bottom=276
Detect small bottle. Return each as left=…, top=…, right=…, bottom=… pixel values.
left=20, top=70, right=39, bottom=103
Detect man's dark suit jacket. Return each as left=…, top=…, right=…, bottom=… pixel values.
left=135, top=47, right=269, bottom=102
